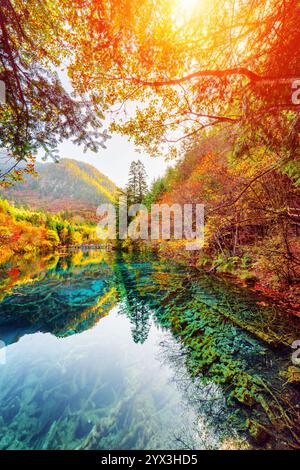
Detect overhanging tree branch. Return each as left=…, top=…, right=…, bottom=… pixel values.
left=105, top=67, right=261, bottom=86
left=104, top=68, right=300, bottom=87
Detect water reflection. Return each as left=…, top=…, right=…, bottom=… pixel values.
left=0, top=250, right=299, bottom=449
left=0, top=251, right=117, bottom=344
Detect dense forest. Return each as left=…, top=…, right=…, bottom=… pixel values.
left=143, top=132, right=300, bottom=302
left=0, top=198, right=100, bottom=264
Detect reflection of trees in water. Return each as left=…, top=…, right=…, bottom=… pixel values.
left=113, top=257, right=152, bottom=344
left=157, top=336, right=248, bottom=450
left=114, top=253, right=300, bottom=449
left=2, top=251, right=299, bottom=448
left=0, top=252, right=118, bottom=343
left=113, top=255, right=258, bottom=447
left=119, top=299, right=151, bottom=344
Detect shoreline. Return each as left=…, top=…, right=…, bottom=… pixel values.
left=139, top=241, right=300, bottom=318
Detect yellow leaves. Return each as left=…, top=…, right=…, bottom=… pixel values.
left=229, top=145, right=278, bottom=179
left=46, top=229, right=60, bottom=245
left=70, top=231, right=83, bottom=245
left=66, top=159, right=116, bottom=203
left=0, top=197, right=102, bottom=257
left=59, top=227, right=69, bottom=244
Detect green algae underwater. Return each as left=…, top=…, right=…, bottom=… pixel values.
left=0, top=249, right=299, bottom=450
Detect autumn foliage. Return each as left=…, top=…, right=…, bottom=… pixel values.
left=146, top=132, right=300, bottom=293
left=0, top=198, right=100, bottom=263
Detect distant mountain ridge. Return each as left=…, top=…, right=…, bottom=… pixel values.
left=0, top=158, right=117, bottom=220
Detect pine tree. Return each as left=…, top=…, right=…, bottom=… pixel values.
left=126, top=161, right=138, bottom=206
left=126, top=160, right=148, bottom=206
left=136, top=160, right=148, bottom=203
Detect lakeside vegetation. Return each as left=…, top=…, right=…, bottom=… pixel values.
left=117, top=148, right=299, bottom=313
left=141, top=133, right=300, bottom=304
left=0, top=198, right=101, bottom=264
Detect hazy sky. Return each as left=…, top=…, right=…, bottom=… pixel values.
left=54, top=134, right=170, bottom=189
left=38, top=68, right=170, bottom=189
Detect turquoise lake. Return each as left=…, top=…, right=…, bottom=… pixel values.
left=0, top=250, right=299, bottom=450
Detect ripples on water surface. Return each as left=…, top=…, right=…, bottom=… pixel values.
left=0, top=250, right=299, bottom=450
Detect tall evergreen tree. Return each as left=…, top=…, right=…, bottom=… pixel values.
left=136, top=160, right=148, bottom=203
left=126, top=161, right=137, bottom=206
left=126, top=160, right=148, bottom=206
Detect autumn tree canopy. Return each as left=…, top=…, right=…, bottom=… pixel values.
left=68, top=0, right=300, bottom=164
left=1, top=0, right=300, bottom=186
left=0, top=0, right=109, bottom=184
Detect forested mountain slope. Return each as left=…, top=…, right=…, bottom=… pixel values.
left=0, top=159, right=117, bottom=220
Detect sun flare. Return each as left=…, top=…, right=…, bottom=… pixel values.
left=172, top=0, right=205, bottom=25
left=175, top=0, right=201, bottom=15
